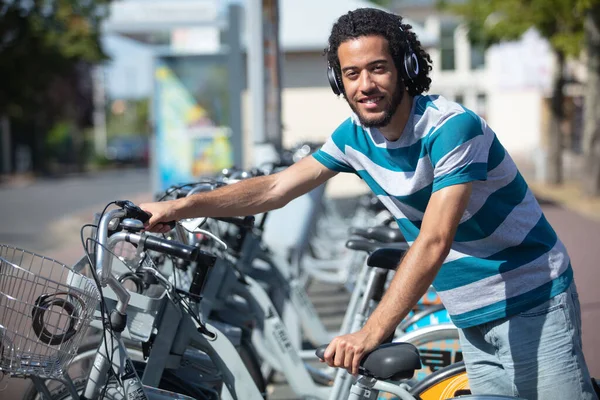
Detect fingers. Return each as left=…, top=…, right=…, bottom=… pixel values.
left=333, top=340, right=346, bottom=368
left=139, top=204, right=170, bottom=232
left=323, top=339, right=337, bottom=366
left=343, top=346, right=355, bottom=375
left=323, top=336, right=365, bottom=376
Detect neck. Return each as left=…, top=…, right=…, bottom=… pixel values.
left=378, top=93, right=414, bottom=141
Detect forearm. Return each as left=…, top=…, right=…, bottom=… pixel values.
left=363, top=236, right=450, bottom=341
left=171, top=175, right=286, bottom=219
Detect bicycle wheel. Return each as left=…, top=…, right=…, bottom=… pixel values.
left=408, top=361, right=470, bottom=399
left=395, top=324, right=462, bottom=381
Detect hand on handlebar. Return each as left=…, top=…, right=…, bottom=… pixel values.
left=139, top=201, right=179, bottom=233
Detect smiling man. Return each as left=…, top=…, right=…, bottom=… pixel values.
left=139, top=8, right=596, bottom=399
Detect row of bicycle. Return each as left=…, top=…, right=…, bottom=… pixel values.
left=0, top=151, right=523, bottom=399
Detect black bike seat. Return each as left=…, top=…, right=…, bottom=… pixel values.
left=315, top=342, right=421, bottom=381
left=345, top=239, right=385, bottom=254
left=349, top=226, right=406, bottom=243
left=368, top=226, right=406, bottom=243
left=367, top=248, right=406, bottom=270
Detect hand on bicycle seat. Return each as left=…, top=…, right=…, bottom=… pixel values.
left=321, top=327, right=381, bottom=376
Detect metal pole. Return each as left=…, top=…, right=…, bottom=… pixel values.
left=1, top=115, right=11, bottom=174
left=93, top=66, right=108, bottom=156
left=263, top=0, right=283, bottom=152
left=227, top=4, right=244, bottom=169
left=248, top=0, right=266, bottom=147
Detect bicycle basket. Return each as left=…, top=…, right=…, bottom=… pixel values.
left=0, top=245, right=100, bottom=379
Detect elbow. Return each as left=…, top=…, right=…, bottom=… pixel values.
left=267, top=175, right=291, bottom=210
left=416, top=233, right=453, bottom=262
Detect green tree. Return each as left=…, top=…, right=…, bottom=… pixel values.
left=439, top=0, right=593, bottom=185
left=367, top=0, right=393, bottom=6
left=0, top=0, right=111, bottom=174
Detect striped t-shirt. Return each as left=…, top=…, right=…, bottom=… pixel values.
left=313, top=94, right=572, bottom=328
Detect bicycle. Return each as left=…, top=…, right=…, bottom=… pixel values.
left=5, top=200, right=265, bottom=400
left=157, top=181, right=464, bottom=399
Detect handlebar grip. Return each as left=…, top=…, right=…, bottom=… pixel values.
left=141, top=234, right=199, bottom=261
left=315, top=344, right=327, bottom=360
left=214, top=216, right=255, bottom=229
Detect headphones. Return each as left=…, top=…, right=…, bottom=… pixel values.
left=327, top=24, right=420, bottom=96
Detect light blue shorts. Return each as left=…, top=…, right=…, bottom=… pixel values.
left=458, top=282, right=597, bottom=400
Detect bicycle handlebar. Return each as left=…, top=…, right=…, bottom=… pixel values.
left=140, top=234, right=199, bottom=261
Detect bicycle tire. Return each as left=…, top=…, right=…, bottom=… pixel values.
left=408, top=361, right=470, bottom=399
left=395, top=324, right=462, bottom=381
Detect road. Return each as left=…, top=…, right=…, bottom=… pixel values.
left=539, top=198, right=600, bottom=378
left=0, top=168, right=152, bottom=258
left=0, top=170, right=599, bottom=399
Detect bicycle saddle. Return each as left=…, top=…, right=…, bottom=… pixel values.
left=345, top=240, right=407, bottom=261
left=345, top=239, right=383, bottom=254
left=315, top=342, right=421, bottom=381
left=349, top=226, right=406, bottom=243
left=367, top=248, right=406, bottom=270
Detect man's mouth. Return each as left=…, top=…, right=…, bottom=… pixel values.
left=358, top=96, right=385, bottom=109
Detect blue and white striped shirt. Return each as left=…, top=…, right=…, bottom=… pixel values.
left=313, top=94, right=572, bottom=328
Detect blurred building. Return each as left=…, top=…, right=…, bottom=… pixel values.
left=102, top=0, right=435, bottom=151
left=389, top=0, right=585, bottom=180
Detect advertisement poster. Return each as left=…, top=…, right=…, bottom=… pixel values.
left=154, top=58, right=233, bottom=191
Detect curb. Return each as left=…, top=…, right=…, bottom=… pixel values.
left=45, top=193, right=154, bottom=265
left=530, top=182, right=600, bottom=222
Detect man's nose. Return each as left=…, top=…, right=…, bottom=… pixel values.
left=358, top=71, right=376, bottom=92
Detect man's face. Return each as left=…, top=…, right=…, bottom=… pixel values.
left=337, top=35, right=404, bottom=128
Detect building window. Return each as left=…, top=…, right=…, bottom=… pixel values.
left=470, top=44, right=485, bottom=70
left=455, top=94, right=464, bottom=105
left=440, top=21, right=457, bottom=71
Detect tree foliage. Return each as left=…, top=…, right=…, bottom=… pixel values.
left=0, top=0, right=112, bottom=172
left=438, top=0, right=587, bottom=56
left=367, top=0, right=393, bottom=7
left=0, top=0, right=110, bottom=117
left=439, top=0, right=599, bottom=185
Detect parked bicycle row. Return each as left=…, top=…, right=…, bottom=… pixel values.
left=1, top=142, right=597, bottom=399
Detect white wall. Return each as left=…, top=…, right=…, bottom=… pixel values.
left=487, top=89, right=542, bottom=159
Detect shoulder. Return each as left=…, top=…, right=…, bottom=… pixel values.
left=330, top=116, right=365, bottom=149
left=417, top=95, right=483, bottom=141
left=415, top=95, right=470, bottom=124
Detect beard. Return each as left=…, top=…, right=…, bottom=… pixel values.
left=347, top=81, right=405, bottom=128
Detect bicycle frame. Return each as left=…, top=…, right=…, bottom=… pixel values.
left=31, top=208, right=265, bottom=400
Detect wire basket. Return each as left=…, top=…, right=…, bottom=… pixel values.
left=0, top=245, right=100, bottom=379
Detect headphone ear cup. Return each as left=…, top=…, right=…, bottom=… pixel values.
left=403, top=51, right=420, bottom=80
left=327, top=66, right=343, bottom=96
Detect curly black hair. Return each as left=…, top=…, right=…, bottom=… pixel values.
left=326, top=8, right=432, bottom=96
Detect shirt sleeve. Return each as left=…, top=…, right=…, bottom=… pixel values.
left=312, top=119, right=355, bottom=173
left=428, top=110, right=491, bottom=193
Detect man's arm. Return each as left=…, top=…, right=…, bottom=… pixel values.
left=141, top=156, right=337, bottom=231
left=323, top=182, right=472, bottom=376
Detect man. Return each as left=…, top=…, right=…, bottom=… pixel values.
left=141, top=8, right=596, bottom=399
